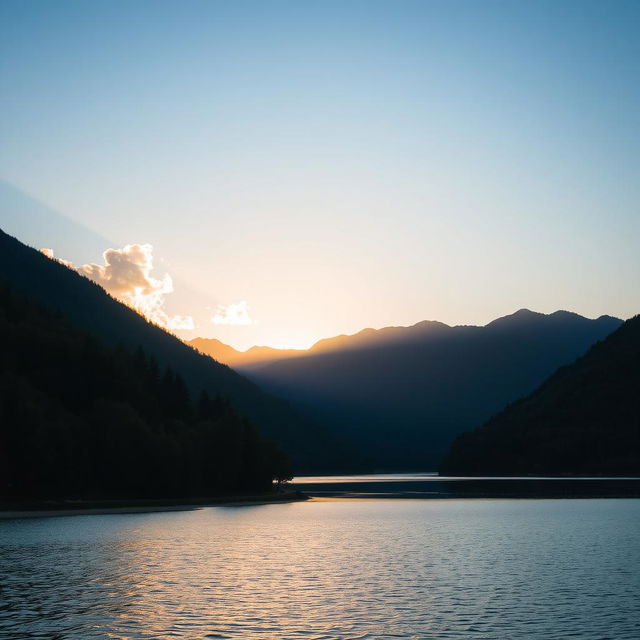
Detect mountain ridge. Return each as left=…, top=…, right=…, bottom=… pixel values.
left=0, top=281, right=291, bottom=499
left=0, top=228, right=346, bottom=472
left=229, top=309, right=623, bottom=470
left=190, top=310, right=621, bottom=370
left=440, top=314, right=640, bottom=475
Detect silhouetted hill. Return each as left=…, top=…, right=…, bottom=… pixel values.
left=190, top=338, right=305, bottom=368
left=0, top=282, right=292, bottom=499
left=307, top=320, right=453, bottom=357
left=239, top=310, right=622, bottom=470
left=0, top=229, right=346, bottom=472
left=190, top=320, right=455, bottom=369
left=440, top=316, right=640, bottom=476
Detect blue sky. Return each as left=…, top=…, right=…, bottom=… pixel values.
left=1, top=0, right=638, bottom=349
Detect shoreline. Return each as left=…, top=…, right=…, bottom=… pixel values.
left=4, top=479, right=639, bottom=519
left=0, top=490, right=308, bottom=520
left=293, top=477, right=640, bottom=500
left=307, top=492, right=640, bottom=500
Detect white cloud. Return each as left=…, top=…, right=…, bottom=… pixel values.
left=40, top=245, right=194, bottom=332
left=212, top=301, right=253, bottom=326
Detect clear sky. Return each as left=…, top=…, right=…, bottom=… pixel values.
left=1, top=0, right=638, bottom=349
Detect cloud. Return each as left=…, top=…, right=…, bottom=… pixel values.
left=40, top=245, right=194, bottom=332
left=212, top=301, right=253, bottom=326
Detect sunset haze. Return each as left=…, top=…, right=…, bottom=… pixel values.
left=1, top=0, right=638, bottom=349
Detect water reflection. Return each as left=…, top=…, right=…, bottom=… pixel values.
left=292, top=474, right=640, bottom=498
left=1, top=500, right=639, bottom=639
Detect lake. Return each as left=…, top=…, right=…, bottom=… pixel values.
left=1, top=494, right=639, bottom=639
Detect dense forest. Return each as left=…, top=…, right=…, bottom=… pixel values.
left=440, top=316, right=640, bottom=476
left=0, top=228, right=348, bottom=472
left=0, top=282, right=291, bottom=500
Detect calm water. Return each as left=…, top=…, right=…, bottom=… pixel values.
left=291, top=474, right=640, bottom=499
left=1, top=499, right=639, bottom=639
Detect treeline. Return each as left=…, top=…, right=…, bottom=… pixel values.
left=0, top=228, right=345, bottom=473
left=0, top=283, right=291, bottom=500
left=440, top=315, right=640, bottom=476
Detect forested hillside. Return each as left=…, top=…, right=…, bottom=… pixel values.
left=440, top=316, right=640, bottom=475
left=0, top=283, right=292, bottom=499
left=0, top=229, right=347, bottom=472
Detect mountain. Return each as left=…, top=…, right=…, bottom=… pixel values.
left=190, top=338, right=305, bottom=369
left=0, top=282, right=290, bottom=499
left=0, top=229, right=346, bottom=473
left=232, top=310, right=622, bottom=470
left=190, top=320, right=455, bottom=369
left=440, top=315, right=640, bottom=475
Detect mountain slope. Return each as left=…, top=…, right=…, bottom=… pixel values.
left=440, top=315, right=640, bottom=475
left=0, top=229, right=345, bottom=472
left=0, top=283, right=290, bottom=499
left=238, top=310, right=622, bottom=470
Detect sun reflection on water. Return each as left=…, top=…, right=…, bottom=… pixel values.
left=1, top=500, right=639, bottom=639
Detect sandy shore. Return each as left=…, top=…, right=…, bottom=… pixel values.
left=0, top=491, right=308, bottom=519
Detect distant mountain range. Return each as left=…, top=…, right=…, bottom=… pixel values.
left=191, top=320, right=460, bottom=369
left=2, top=227, right=629, bottom=477
left=190, top=338, right=306, bottom=369
left=193, top=311, right=622, bottom=470
left=440, top=314, right=640, bottom=475
left=0, top=229, right=346, bottom=473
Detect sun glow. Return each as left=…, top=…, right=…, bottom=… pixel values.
left=41, top=245, right=194, bottom=332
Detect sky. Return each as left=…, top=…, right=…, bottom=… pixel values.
left=1, top=0, right=638, bottom=350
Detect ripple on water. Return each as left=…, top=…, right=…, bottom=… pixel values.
left=1, top=500, right=639, bottom=639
